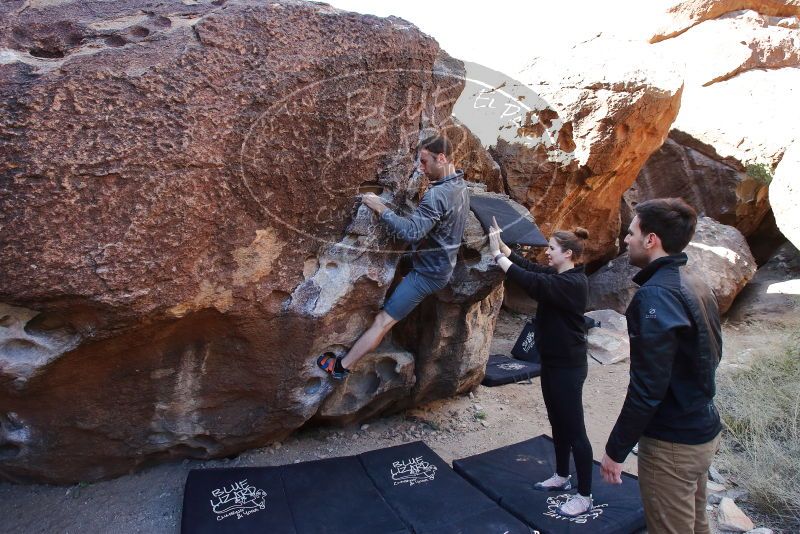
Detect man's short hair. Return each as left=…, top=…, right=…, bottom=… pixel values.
left=635, top=198, right=697, bottom=254
left=418, top=135, right=453, bottom=159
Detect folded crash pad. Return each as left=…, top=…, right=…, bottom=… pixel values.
left=482, top=354, right=541, bottom=387
left=469, top=195, right=548, bottom=247
left=511, top=320, right=539, bottom=362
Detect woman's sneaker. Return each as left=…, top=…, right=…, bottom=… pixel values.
left=534, top=473, right=572, bottom=491
left=557, top=494, right=593, bottom=517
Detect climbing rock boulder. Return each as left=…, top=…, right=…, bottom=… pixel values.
left=0, top=0, right=501, bottom=484
left=588, top=217, right=756, bottom=314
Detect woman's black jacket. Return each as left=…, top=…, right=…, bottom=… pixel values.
left=505, top=251, right=588, bottom=367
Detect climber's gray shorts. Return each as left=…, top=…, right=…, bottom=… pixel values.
left=383, top=270, right=448, bottom=321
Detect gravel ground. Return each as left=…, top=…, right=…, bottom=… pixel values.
left=1, top=309, right=792, bottom=533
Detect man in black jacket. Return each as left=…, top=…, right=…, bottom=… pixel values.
left=600, top=198, right=722, bottom=534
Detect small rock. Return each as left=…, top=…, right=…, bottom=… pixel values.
left=706, top=505, right=712, bottom=511
left=480, top=420, right=489, bottom=428
left=717, top=497, right=754, bottom=532
left=273, top=442, right=282, bottom=450
left=351, top=433, right=358, bottom=440
left=469, top=392, right=475, bottom=400
left=473, top=404, right=483, bottom=411
left=360, top=424, right=370, bottom=431
left=707, top=480, right=727, bottom=493
left=708, top=464, right=727, bottom=484
left=709, top=486, right=748, bottom=505
left=293, top=459, right=301, bottom=464
left=746, top=528, right=773, bottom=534
left=726, top=488, right=749, bottom=502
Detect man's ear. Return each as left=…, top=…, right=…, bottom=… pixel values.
left=436, top=153, right=448, bottom=165
left=645, top=232, right=661, bottom=250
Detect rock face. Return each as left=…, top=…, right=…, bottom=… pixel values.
left=685, top=217, right=758, bottom=312
left=626, top=131, right=771, bottom=238
left=770, top=142, right=800, bottom=250
left=0, top=0, right=502, bottom=484
left=727, top=241, right=800, bottom=323
left=587, top=254, right=641, bottom=314
left=588, top=217, right=757, bottom=314
left=650, top=3, right=800, bottom=191
left=651, top=1, right=800, bottom=44
left=486, top=39, right=683, bottom=265
left=640, top=2, right=800, bottom=263
left=442, top=118, right=504, bottom=193
left=585, top=309, right=630, bottom=365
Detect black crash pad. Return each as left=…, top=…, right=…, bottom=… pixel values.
left=282, top=455, right=410, bottom=534
left=182, top=458, right=409, bottom=534
left=511, top=320, right=539, bottom=362
left=181, top=466, right=297, bottom=534
left=482, top=354, right=541, bottom=387
left=359, top=440, right=531, bottom=534
left=453, top=435, right=646, bottom=534
left=469, top=195, right=548, bottom=247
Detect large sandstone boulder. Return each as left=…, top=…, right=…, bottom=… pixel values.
left=585, top=310, right=631, bottom=365
left=632, top=2, right=800, bottom=263
left=474, top=39, right=683, bottom=264
left=727, top=241, right=800, bottom=323
left=588, top=217, right=757, bottom=314
left=587, top=253, right=641, bottom=314
left=649, top=3, right=800, bottom=191
left=684, top=217, right=758, bottom=311
left=626, top=131, right=771, bottom=238
left=650, top=0, right=800, bottom=43
left=770, top=142, right=800, bottom=249
left=442, top=118, right=504, bottom=193
left=0, top=0, right=502, bottom=484
left=620, top=1, right=800, bottom=267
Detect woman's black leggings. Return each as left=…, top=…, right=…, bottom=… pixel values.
left=540, top=364, right=593, bottom=496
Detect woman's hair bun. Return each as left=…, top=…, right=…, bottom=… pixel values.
left=573, top=227, right=590, bottom=240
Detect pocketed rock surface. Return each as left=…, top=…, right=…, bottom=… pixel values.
left=0, top=0, right=505, bottom=484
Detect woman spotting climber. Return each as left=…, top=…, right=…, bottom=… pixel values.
left=487, top=217, right=594, bottom=517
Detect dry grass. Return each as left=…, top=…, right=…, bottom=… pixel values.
left=716, top=334, right=800, bottom=530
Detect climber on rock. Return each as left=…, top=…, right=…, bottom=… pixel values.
left=316, top=134, right=469, bottom=380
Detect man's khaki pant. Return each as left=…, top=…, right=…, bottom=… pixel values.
left=637, top=433, right=721, bottom=534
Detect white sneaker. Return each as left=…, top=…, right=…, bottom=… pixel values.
left=557, top=494, right=593, bottom=517
left=534, top=473, right=572, bottom=491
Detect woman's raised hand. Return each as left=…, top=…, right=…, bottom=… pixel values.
left=489, top=216, right=511, bottom=256
left=488, top=216, right=503, bottom=255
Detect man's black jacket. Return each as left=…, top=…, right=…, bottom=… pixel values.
left=505, top=252, right=588, bottom=368
left=605, top=253, right=722, bottom=463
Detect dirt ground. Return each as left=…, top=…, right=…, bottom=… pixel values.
left=1, top=309, right=795, bottom=534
